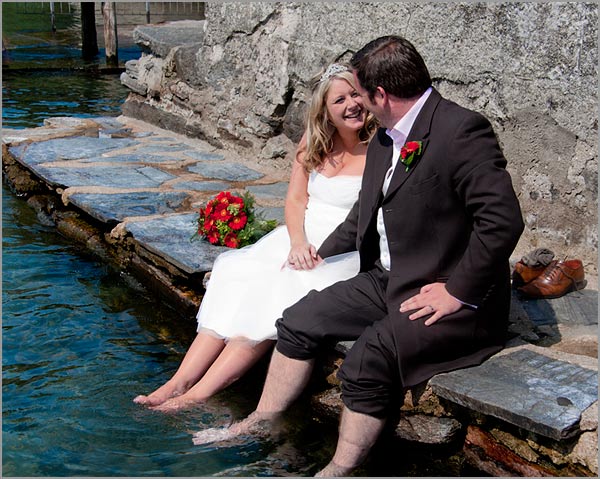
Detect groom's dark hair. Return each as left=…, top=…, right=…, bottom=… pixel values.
left=351, top=35, right=431, bottom=100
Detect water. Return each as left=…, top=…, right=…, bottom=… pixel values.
left=3, top=70, right=129, bottom=129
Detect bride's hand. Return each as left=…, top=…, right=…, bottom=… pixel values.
left=285, top=243, right=320, bottom=270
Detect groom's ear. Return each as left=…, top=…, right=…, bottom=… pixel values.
left=375, top=86, right=387, bottom=104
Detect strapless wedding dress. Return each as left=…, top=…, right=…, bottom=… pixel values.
left=196, top=171, right=361, bottom=342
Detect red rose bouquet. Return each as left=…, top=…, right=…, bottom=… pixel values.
left=195, top=191, right=278, bottom=248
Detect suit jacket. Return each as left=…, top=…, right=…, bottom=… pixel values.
left=318, top=88, right=524, bottom=387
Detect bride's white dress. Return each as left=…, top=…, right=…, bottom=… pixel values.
left=196, top=171, right=361, bottom=342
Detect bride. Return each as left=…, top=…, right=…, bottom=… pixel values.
left=134, top=63, right=376, bottom=411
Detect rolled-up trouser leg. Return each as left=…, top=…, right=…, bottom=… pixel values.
left=275, top=268, right=388, bottom=361
left=337, top=315, right=403, bottom=419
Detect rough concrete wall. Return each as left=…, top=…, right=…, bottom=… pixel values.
left=121, top=2, right=598, bottom=282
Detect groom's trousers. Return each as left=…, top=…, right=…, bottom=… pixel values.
left=275, top=260, right=502, bottom=418
left=275, top=262, right=403, bottom=418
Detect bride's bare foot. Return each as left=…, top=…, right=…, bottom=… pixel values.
left=150, top=395, right=200, bottom=412
left=133, top=381, right=184, bottom=407
left=192, top=411, right=277, bottom=445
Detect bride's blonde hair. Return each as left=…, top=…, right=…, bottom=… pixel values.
left=301, top=63, right=377, bottom=172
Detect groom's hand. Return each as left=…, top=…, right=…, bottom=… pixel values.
left=284, top=243, right=321, bottom=270
left=399, top=283, right=462, bottom=326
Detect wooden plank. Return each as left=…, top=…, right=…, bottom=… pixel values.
left=102, top=2, right=118, bottom=67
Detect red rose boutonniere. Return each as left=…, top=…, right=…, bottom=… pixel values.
left=194, top=191, right=278, bottom=248
left=400, top=140, right=423, bottom=172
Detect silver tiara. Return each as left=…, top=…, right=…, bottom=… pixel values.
left=319, top=63, right=349, bottom=83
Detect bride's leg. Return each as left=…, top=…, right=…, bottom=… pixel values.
left=133, top=332, right=226, bottom=406
left=152, top=339, right=275, bottom=411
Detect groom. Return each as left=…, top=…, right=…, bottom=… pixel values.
left=197, top=35, right=524, bottom=475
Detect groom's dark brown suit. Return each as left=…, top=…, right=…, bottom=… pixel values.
left=276, top=88, right=524, bottom=417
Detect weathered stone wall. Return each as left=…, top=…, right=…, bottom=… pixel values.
left=121, top=2, right=598, bottom=284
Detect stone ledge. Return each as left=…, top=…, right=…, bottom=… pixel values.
left=430, top=346, right=597, bottom=441
left=123, top=212, right=228, bottom=275
left=133, top=20, right=205, bottom=58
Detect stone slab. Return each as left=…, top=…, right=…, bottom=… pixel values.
left=256, top=206, right=285, bottom=225
left=125, top=213, right=228, bottom=274
left=131, top=144, right=191, bottom=155
left=188, top=162, right=264, bottom=181
left=247, top=182, right=289, bottom=200
left=79, top=154, right=171, bottom=164
left=147, top=136, right=176, bottom=142
left=519, top=289, right=598, bottom=326
left=9, top=137, right=138, bottom=165
left=98, top=129, right=134, bottom=139
left=429, top=348, right=598, bottom=440
left=132, top=131, right=155, bottom=139
left=28, top=164, right=175, bottom=189
left=41, top=116, right=94, bottom=129
left=68, top=191, right=188, bottom=223
left=133, top=20, right=206, bottom=58
left=171, top=180, right=231, bottom=192
left=183, top=151, right=225, bottom=162
left=91, top=116, right=127, bottom=130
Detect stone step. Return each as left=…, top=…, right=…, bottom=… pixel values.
left=430, top=347, right=597, bottom=440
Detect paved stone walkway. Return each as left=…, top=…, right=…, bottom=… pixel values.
left=4, top=115, right=288, bottom=272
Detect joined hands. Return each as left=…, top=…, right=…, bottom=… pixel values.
left=283, top=242, right=322, bottom=270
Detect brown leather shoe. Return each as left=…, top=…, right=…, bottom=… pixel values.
left=512, top=261, right=549, bottom=287
left=518, top=259, right=586, bottom=299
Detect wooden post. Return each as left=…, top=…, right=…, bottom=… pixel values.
left=49, top=2, right=56, bottom=32
left=80, top=2, right=99, bottom=60
left=102, top=2, right=118, bottom=67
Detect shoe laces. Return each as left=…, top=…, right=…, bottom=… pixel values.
left=543, top=263, right=561, bottom=281
left=543, top=262, right=575, bottom=283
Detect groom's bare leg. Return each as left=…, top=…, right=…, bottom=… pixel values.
left=231, top=348, right=314, bottom=432
left=316, top=407, right=386, bottom=477
left=257, top=348, right=314, bottom=412
left=192, top=348, right=315, bottom=444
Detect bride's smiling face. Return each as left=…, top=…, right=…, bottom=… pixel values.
left=325, top=78, right=365, bottom=133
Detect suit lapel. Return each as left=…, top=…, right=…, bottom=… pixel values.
left=364, top=128, right=393, bottom=211
left=384, top=88, right=441, bottom=200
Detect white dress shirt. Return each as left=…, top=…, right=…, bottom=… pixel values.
left=377, top=87, right=432, bottom=270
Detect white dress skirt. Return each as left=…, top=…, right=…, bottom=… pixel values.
left=196, top=171, right=362, bottom=342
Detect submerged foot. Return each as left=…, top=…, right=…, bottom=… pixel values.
left=315, top=461, right=354, bottom=477
left=191, top=411, right=276, bottom=445
left=150, top=396, right=201, bottom=412
left=133, top=382, right=184, bottom=407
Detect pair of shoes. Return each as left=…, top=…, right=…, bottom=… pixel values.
left=518, top=259, right=586, bottom=299
left=512, top=261, right=549, bottom=287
